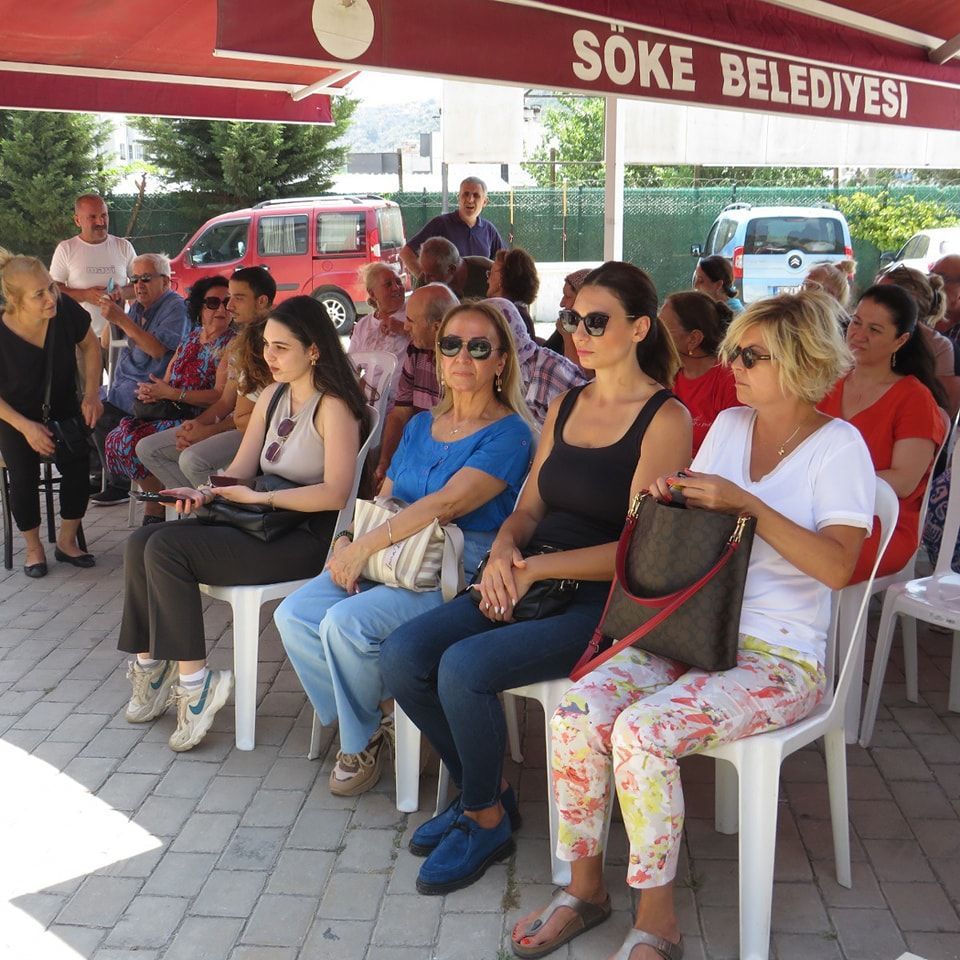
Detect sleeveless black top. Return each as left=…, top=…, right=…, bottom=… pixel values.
left=533, top=384, right=673, bottom=551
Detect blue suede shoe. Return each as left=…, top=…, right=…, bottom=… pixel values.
left=415, top=812, right=515, bottom=895
left=409, top=785, right=522, bottom=857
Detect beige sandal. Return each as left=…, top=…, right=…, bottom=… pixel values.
left=512, top=889, right=612, bottom=958
left=612, top=928, right=684, bottom=960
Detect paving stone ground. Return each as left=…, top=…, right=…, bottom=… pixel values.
left=2, top=504, right=960, bottom=959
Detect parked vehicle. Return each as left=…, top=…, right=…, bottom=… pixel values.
left=879, top=226, right=960, bottom=275
left=692, top=203, right=853, bottom=304
left=169, top=195, right=409, bottom=335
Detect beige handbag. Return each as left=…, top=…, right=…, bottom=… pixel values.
left=353, top=496, right=465, bottom=601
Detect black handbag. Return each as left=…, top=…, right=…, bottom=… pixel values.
left=570, top=493, right=756, bottom=681
left=468, top=544, right=580, bottom=621
left=131, top=398, right=200, bottom=421
left=41, top=319, right=90, bottom=459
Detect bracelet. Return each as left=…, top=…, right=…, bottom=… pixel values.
left=266, top=490, right=276, bottom=511
left=386, top=520, right=394, bottom=545
left=178, top=387, right=187, bottom=402
left=334, top=529, right=354, bottom=542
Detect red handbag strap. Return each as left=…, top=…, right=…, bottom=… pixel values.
left=569, top=537, right=740, bottom=681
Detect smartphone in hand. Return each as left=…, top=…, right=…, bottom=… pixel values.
left=134, top=491, right=181, bottom=504
left=209, top=475, right=255, bottom=488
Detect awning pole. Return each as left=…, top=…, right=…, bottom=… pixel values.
left=603, top=95, right=624, bottom=262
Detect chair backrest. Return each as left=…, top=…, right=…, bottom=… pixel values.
left=933, top=437, right=960, bottom=574
left=828, top=478, right=899, bottom=709
left=349, top=351, right=398, bottom=450
left=917, top=407, right=954, bottom=542
left=324, top=404, right=379, bottom=562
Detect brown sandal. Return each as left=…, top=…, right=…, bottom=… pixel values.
left=612, top=928, right=684, bottom=960
left=511, top=889, right=612, bottom=959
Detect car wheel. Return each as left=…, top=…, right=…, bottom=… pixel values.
left=312, top=288, right=355, bottom=336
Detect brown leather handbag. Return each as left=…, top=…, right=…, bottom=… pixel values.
left=570, top=493, right=756, bottom=681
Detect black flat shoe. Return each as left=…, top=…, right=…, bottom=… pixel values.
left=24, top=562, right=48, bottom=578
left=54, top=547, right=96, bottom=568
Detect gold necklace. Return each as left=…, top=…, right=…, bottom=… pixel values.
left=776, top=422, right=804, bottom=457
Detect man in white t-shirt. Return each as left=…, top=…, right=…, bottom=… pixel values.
left=50, top=194, right=137, bottom=338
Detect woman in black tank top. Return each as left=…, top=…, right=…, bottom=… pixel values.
left=381, top=263, right=692, bottom=897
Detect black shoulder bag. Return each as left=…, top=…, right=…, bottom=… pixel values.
left=42, top=319, right=91, bottom=459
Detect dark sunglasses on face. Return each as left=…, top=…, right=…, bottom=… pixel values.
left=558, top=308, right=639, bottom=337
left=728, top=345, right=772, bottom=369
left=438, top=335, right=500, bottom=360
left=264, top=417, right=295, bottom=463
left=129, top=273, right=165, bottom=284
left=203, top=296, right=231, bottom=310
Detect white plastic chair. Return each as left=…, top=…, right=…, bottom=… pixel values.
left=837, top=407, right=950, bottom=741
left=703, top=479, right=897, bottom=960
left=860, top=440, right=960, bottom=745
left=200, top=406, right=379, bottom=751
left=349, top=351, right=397, bottom=450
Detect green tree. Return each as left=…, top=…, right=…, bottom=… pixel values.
left=833, top=190, right=959, bottom=251
left=0, top=110, right=115, bottom=258
left=134, top=97, right=358, bottom=209
left=523, top=96, right=831, bottom=188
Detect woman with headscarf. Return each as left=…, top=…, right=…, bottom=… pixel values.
left=544, top=267, right=593, bottom=369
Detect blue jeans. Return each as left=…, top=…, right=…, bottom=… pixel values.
left=275, top=531, right=492, bottom=755
left=380, top=581, right=610, bottom=810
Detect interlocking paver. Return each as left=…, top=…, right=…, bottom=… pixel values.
left=163, top=916, right=243, bottom=960
left=56, top=876, right=142, bottom=927
left=265, top=849, right=335, bottom=896
left=830, top=907, right=907, bottom=960
left=103, top=895, right=190, bottom=948
left=197, top=775, right=261, bottom=813
left=241, top=893, right=318, bottom=947
left=141, top=852, right=218, bottom=897
left=319, top=873, right=388, bottom=920
left=883, top=881, right=960, bottom=932
left=191, top=869, right=268, bottom=917
left=217, top=827, right=286, bottom=870
left=240, top=789, right=304, bottom=828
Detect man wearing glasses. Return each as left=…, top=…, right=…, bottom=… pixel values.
left=89, top=254, right=189, bottom=506
left=932, top=256, right=960, bottom=366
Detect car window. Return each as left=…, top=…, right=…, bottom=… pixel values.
left=317, top=212, right=365, bottom=254
left=744, top=217, right=845, bottom=255
left=915, top=236, right=930, bottom=258
left=191, top=220, right=250, bottom=265
left=377, top=208, right=405, bottom=251
left=896, top=236, right=918, bottom=260
left=715, top=218, right=738, bottom=252
left=258, top=215, right=308, bottom=256
left=704, top=221, right=720, bottom=256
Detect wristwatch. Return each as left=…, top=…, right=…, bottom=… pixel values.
left=334, top=530, right=354, bottom=542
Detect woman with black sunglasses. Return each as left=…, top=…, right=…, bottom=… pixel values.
left=103, top=275, right=236, bottom=524
left=379, top=261, right=691, bottom=898
left=115, top=296, right=368, bottom=753
left=274, top=300, right=535, bottom=797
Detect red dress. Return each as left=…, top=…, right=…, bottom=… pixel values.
left=673, top=364, right=742, bottom=454
left=820, top=375, right=945, bottom=582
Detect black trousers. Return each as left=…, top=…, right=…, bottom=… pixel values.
left=0, top=419, right=89, bottom=532
left=93, top=400, right=130, bottom=491
left=117, top=515, right=335, bottom=662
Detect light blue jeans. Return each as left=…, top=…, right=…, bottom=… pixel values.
left=275, top=530, right=492, bottom=754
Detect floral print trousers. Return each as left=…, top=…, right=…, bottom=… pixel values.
left=551, top=636, right=825, bottom=888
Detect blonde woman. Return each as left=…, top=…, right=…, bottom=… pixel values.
left=276, top=301, right=535, bottom=797
left=511, top=291, right=874, bottom=959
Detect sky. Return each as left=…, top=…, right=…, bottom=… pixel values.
left=345, top=70, right=442, bottom=105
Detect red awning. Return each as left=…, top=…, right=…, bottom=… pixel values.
left=216, top=0, right=960, bottom=130
left=0, top=0, right=345, bottom=123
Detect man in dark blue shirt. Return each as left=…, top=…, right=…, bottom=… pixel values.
left=400, top=177, right=504, bottom=282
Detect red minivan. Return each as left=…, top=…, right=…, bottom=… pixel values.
left=169, top=195, right=408, bottom=335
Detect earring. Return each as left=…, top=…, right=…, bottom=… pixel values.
left=495, top=372, right=503, bottom=393
left=310, top=356, right=318, bottom=367
left=890, top=352, right=897, bottom=370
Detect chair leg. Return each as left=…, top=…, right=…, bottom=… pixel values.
left=43, top=461, right=56, bottom=544
left=1, top=467, right=12, bottom=571
left=231, top=590, right=264, bottom=751
left=736, top=744, right=782, bottom=960
left=837, top=585, right=868, bottom=743
left=950, top=632, right=960, bottom=714
left=824, top=727, right=851, bottom=888
left=393, top=704, right=422, bottom=814
left=503, top=691, right=524, bottom=763
left=77, top=522, right=87, bottom=554
left=903, top=618, right=919, bottom=703
left=859, top=601, right=900, bottom=747
left=435, top=762, right=453, bottom=816
left=714, top=759, right=739, bottom=834
left=308, top=711, right=323, bottom=761
left=534, top=688, right=572, bottom=886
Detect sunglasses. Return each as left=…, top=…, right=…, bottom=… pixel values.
left=558, top=308, right=639, bottom=337
left=728, top=345, right=772, bottom=369
left=264, top=417, right=295, bottom=463
left=203, top=296, right=231, bottom=310
left=129, top=273, right=165, bottom=284
left=438, top=335, right=500, bottom=360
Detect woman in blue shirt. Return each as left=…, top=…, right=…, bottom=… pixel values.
left=276, top=301, right=534, bottom=797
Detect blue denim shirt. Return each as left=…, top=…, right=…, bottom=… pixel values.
left=106, top=289, right=189, bottom=414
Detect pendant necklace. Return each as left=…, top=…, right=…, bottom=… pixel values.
left=777, top=422, right=804, bottom=457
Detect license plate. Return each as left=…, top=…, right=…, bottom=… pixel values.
left=771, top=285, right=800, bottom=294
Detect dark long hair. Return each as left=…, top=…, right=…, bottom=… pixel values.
left=664, top=291, right=733, bottom=356
left=581, top=261, right=680, bottom=387
left=858, top=283, right=946, bottom=408
left=233, top=321, right=272, bottom=396
left=266, top=296, right=369, bottom=432
left=186, top=274, right=230, bottom=325
left=698, top=255, right=738, bottom=298
left=495, top=247, right=539, bottom=304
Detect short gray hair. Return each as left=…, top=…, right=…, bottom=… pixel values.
left=74, top=193, right=106, bottom=213
left=460, top=176, right=487, bottom=195
left=358, top=261, right=397, bottom=291
left=419, top=283, right=459, bottom=325
left=132, top=252, right=171, bottom=277
left=421, top=236, right=461, bottom=273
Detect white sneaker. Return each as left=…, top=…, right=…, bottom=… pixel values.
left=168, top=670, right=233, bottom=752
left=124, top=660, right=179, bottom=723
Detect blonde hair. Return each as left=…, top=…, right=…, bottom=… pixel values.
left=0, top=247, right=53, bottom=313
left=806, top=262, right=851, bottom=308
left=881, top=265, right=946, bottom=326
left=720, top=290, right=853, bottom=405
left=432, top=301, right=538, bottom=430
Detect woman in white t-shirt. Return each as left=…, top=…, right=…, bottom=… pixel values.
left=511, top=291, right=876, bottom=960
